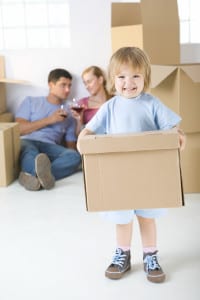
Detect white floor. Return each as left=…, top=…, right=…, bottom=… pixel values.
left=0, top=172, right=199, bottom=300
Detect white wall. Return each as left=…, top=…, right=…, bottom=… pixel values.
left=1, top=0, right=112, bottom=114
left=1, top=0, right=200, bottom=115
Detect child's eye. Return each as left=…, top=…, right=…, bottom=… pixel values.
left=133, top=75, right=140, bottom=78
left=117, top=75, right=125, bottom=79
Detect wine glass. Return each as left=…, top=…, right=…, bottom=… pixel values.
left=70, top=98, right=85, bottom=113
left=60, top=104, right=67, bottom=117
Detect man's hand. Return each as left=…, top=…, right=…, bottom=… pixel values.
left=49, top=108, right=68, bottom=124
left=16, top=108, right=68, bottom=135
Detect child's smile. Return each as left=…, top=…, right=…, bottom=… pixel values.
left=115, top=66, right=144, bottom=98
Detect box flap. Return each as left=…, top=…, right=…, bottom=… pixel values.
left=111, top=3, right=141, bottom=27
left=151, top=64, right=200, bottom=88
left=151, top=65, right=177, bottom=88
left=180, top=65, right=200, bottom=83
left=141, top=0, right=179, bottom=28
left=79, top=130, right=179, bottom=154
left=141, top=0, right=180, bottom=65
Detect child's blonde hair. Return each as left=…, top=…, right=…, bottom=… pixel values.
left=107, top=47, right=151, bottom=95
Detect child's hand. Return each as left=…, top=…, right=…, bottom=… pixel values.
left=177, top=128, right=186, bottom=151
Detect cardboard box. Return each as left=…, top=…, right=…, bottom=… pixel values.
left=111, top=0, right=182, bottom=65
left=0, top=82, right=6, bottom=114
left=180, top=133, right=200, bottom=193
left=0, top=56, right=6, bottom=113
left=0, top=56, right=29, bottom=113
left=0, top=112, right=14, bottom=122
left=150, top=64, right=200, bottom=133
left=0, top=56, right=5, bottom=78
left=79, top=130, right=184, bottom=212
left=0, top=123, right=20, bottom=186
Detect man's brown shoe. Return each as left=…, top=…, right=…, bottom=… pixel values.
left=35, top=153, right=55, bottom=190
left=18, top=172, right=40, bottom=191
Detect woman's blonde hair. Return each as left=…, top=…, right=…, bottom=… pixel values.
left=82, top=66, right=112, bottom=100
left=107, top=47, right=151, bottom=95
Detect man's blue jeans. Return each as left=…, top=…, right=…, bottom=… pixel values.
left=19, top=139, right=81, bottom=180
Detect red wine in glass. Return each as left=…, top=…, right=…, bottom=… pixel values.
left=72, top=106, right=84, bottom=113
left=60, top=104, right=67, bottom=117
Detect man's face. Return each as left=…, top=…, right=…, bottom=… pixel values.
left=49, top=77, right=72, bottom=100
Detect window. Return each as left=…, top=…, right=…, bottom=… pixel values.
left=178, top=0, right=200, bottom=43
left=0, top=0, right=70, bottom=50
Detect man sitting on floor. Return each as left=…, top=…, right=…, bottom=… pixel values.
left=15, top=68, right=81, bottom=191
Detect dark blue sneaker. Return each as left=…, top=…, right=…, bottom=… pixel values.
left=105, top=248, right=131, bottom=279
left=143, top=251, right=165, bottom=283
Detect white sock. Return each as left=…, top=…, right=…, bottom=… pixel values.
left=143, top=247, right=157, bottom=254
left=118, top=246, right=131, bottom=252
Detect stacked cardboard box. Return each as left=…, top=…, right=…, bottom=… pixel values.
left=0, top=56, right=28, bottom=119
left=0, top=56, right=28, bottom=186
left=0, top=112, right=13, bottom=122
left=150, top=66, right=200, bottom=193
left=0, top=123, right=20, bottom=186
left=0, top=56, right=7, bottom=115
left=111, top=0, right=180, bottom=65
left=111, top=0, right=200, bottom=193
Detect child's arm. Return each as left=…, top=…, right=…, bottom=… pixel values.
left=77, top=128, right=94, bottom=153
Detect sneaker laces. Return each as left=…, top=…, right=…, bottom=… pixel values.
left=111, top=248, right=128, bottom=267
left=144, top=254, right=161, bottom=272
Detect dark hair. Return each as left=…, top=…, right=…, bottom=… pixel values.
left=48, top=68, right=72, bottom=83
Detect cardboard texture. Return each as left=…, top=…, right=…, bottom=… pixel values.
left=0, top=56, right=6, bottom=113
left=0, top=56, right=29, bottom=114
left=0, top=56, right=5, bottom=78
left=0, top=112, right=13, bottom=122
left=0, top=123, right=20, bottom=186
left=180, top=133, right=200, bottom=193
left=151, top=64, right=200, bottom=133
left=0, top=83, right=6, bottom=114
left=111, top=0, right=182, bottom=65
left=79, top=130, right=184, bottom=212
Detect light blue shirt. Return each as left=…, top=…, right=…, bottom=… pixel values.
left=15, top=96, right=77, bottom=144
left=86, top=93, right=182, bottom=134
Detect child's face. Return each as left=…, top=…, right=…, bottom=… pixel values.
left=115, top=65, right=144, bottom=98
